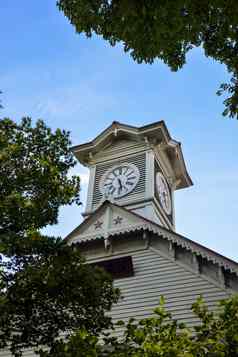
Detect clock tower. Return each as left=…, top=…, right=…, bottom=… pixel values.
left=64, top=120, right=238, bottom=339
left=72, top=121, right=192, bottom=231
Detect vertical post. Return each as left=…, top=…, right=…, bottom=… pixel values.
left=145, top=149, right=154, bottom=200
left=85, top=165, right=96, bottom=213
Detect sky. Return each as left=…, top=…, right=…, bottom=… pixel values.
left=0, top=1, right=238, bottom=261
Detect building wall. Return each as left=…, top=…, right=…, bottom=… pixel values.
left=1, top=234, right=234, bottom=356
left=109, top=247, right=230, bottom=330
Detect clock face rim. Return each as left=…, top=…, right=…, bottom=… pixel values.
left=99, top=163, right=140, bottom=199
left=156, top=172, right=172, bottom=215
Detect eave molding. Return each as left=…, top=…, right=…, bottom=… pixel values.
left=71, top=121, right=193, bottom=189
left=74, top=223, right=238, bottom=275
left=66, top=202, right=238, bottom=275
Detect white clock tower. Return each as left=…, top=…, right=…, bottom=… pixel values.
left=65, top=120, right=238, bottom=336
left=72, top=121, right=192, bottom=231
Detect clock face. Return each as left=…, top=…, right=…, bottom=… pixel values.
left=156, top=172, right=172, bottom=215
left=100, top=163, right=140, bottom=199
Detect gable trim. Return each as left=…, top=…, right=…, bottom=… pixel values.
left=65, top=201, right=238, bottom=275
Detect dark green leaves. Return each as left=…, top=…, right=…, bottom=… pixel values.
left=57, top=0, right=238, bottom=119
left=0, top=244, right=119, bottom=356
left=0, top=118, right=120, bottom=357
left=0, top=117, right=80, bottom=256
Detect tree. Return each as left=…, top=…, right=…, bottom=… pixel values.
left=57, top=0, right=238, bottom=119
left=37, top=295, right=238, bottom=357
left=0, top=118, right=119, bottom=356
left=0, top=117, right=80, bottom=252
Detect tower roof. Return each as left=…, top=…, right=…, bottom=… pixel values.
left=72, top=121, right=193, bottom=189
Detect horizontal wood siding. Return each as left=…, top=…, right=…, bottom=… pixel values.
left=0, top=350, right=35, bottom=357
left=1, top=247, right=231, bottom=357
left=109, top=248, right=230, bottom=325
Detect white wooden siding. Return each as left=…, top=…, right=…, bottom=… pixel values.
left=109, top=248, right=230, bottom=327
left=0, top=350, right=34, bottom=357
left=0, top=247, right=231, bottom=357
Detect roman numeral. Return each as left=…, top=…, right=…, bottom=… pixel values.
left=127, top=175, right=136, bottom=180
left=110, top=187, right=116, bottom=194
left=104, top=182, right=112, bottom=187
left=126, top=170, right=134, bottom=177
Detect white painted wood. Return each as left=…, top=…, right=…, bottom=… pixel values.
left=85, top=165, right=96, bottom=212
left=108, top=248, right=230, bottom=327
left=92, top=141, right=148, bottom=164
left=145, top=150, right=154, bottom=200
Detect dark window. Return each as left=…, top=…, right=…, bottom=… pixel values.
left=91, top=256, right=134, bottom=279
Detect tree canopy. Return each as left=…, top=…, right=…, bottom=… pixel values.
left=57, top=0, right=238, bottom=119
left=0, top=118, right=80, bottom=254
left=0, top=118, right=119, bottom=357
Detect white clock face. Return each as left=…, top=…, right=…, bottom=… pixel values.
left=100, top=163, right=140, bottom=199
left=156, top=172, right=172, bottom=215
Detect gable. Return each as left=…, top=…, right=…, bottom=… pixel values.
left=93, top=138, right=144, bottom=161
left=66, top=202, right=148, bottom=244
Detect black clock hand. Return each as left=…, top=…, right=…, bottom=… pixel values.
left=118, top=178, right=123, bottom=192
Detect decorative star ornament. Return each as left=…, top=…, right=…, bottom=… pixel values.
left=94, top=220, right=103, bottom=229
left=113, top=216, right=123, bottom=225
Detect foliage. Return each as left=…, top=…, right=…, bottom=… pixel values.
left=57, top=0, right=238, bottom=119
left=0, top=118, right=120, bottom=356
left=0, top=117, right=80, bottom=255
left=0, top=242, right=119, bottom=357
left=37, top=329, right=100, bottom=357
left=38, top=294, right=238, bottom=356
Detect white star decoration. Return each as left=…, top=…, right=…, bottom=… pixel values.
left=113, top=216, right=123, bottom=225
left=94, top=220, right=103, bottom=229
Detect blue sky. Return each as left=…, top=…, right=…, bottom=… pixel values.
left=1, top=1, right=238, bottom=261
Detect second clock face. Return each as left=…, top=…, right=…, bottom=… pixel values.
left=156, top=172, right=172, bottom=215
left=100, top=163, right=140, bottom=199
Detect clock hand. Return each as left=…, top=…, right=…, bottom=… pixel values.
left=118, top=178, right=123, bottom=190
